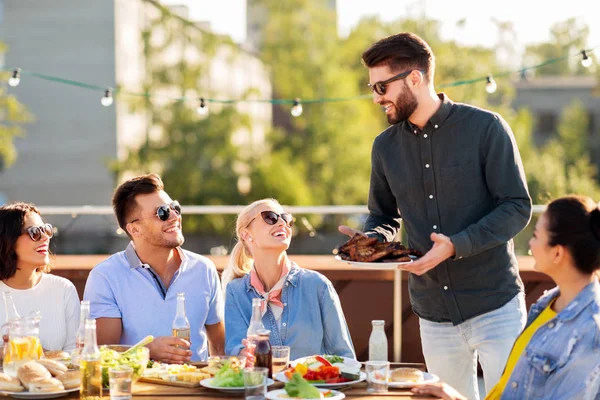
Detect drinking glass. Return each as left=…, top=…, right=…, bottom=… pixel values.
left=243, top=367, right=268, bottom=400
left=109, top=365, right=133, bottom=400
left=365, top=360, right=389, bottom=393
left=271, top=346, right=290, bottom=374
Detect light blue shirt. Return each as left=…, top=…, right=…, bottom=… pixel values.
left=225, top=263, right=356, bottom=360
left=501, top=277, right=600, bottom=400
left=83, top=242, right=224, bottom=361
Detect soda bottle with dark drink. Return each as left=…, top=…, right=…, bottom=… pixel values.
left=253, top=329, right=272, bottom=378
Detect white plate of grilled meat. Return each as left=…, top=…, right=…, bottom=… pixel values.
left=334, top=234, right=421, bottom=269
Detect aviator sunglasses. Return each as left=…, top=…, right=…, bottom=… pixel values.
left=368, top=69, right=425, bottom=96
left=130, top=201, right=182, bottom=223
left=247, top=211, right=294, bottom=228
left=24, top=223, right=54, bottom=242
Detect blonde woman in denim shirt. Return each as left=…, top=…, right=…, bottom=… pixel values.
left=222, top=199, right=355, bottom=360
left=414, top=195, right=600, bottom=400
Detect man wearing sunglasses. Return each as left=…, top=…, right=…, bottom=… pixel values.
left=83, top=174, right=225, bottom=363
left=338, top=33, right=531, bottom=400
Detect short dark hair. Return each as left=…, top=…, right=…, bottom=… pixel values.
left=545, top=195, right=600, bottom=274
left=0, top=202, right=51, bottom=280
left=112, top=173, right=165, bottom=232
left=362, top=32, right=435, bottom=82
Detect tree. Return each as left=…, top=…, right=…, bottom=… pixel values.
left=0, top=42, right=34, bottom=171
left=524, top=17, right=593, bottom=76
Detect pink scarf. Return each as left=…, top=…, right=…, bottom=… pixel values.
left=249, top=262, right=291, bottom=320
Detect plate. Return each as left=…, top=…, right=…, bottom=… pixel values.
left=200, top=377, right=275, bottom=393
left=334, top=255, right=415, bottom=269
left=388, top=372, right=439, bottom=388
left=266, top=388, right=346, bottom=400
left=0, top=388, right=80, bottom=399
left=276, top=356, right=365, bottom=389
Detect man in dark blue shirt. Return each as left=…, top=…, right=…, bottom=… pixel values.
left=339, top=32, right=532, bottom=399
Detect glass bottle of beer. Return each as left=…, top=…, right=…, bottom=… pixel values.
left=80, top=319, right=102, bottom=400
left=246, top=298, right=265, bottom=344
left=72, top=301, right=90, bottom=365
left=172, top=293, right=191, bottom=346
left=254, top=329, right=272, bottom=378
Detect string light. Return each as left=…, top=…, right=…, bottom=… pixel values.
left=101, top=88, right=113, bottom=107
left=2, top=45, right=597, bottom=107
left=291, top=98, right=303, bottom=117
left=197, top=98, right=209, bottom=116
left=8, top=68, right=21, bottom=87
left=485, top=76, right=497, bottom=94
left=581, top=50, right=593, bottom=68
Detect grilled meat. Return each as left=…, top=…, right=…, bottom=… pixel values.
left=336, top=234, right=422, bottom=262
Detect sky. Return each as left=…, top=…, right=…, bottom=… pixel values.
left=162, top=0, right=600, bottom=55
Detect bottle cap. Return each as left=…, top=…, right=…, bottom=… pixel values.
left=371, top=320, right=385, bottom=325
left=256, top=329, right=271, bottom=337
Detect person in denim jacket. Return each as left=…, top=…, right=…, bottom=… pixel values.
left=222, top=198, right=355, bottom=360
left=413, top=195, right=600, bottom=400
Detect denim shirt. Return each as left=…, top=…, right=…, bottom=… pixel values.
left=224, top=264, right=356, bottom=360
left=501, top=278, right=600, bottom=400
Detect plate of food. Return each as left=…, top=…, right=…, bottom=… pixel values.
left=334, top=255, right=415, bottom=269
left=199, top=357, right=274, bottom=393
left=334, top=234, right=422, bottom=269
left=387, top=368, right=439, bottom=388
left=200, top=377, right=275, bottom=393
left=275, top=355, right=365, bottom=388
left=0, top=360, right=80, bottom=399
left=266, top=388, right=345, bottom=400
left=268, top=372, right=345, bottom=399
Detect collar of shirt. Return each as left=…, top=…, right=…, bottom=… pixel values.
left=530, top=276, right=600, bottom=323
left=124, top=241, right=188, bottom=273
left=406, top=92, right=454, bottom=135
left=244, top=261, right=300, bottom=292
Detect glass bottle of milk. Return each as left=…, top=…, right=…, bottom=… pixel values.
left=368, top=320, right=388, bottom=361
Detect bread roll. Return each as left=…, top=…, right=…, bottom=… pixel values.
left=28, top=377, right=64, bottom=393
left=43, top=350, right=70, bottom=360
left=36, top=359, right=68, bottom=376
left=391, top=367, right=424, bottom=383
left=17, top=361, right=52, bottom=389
left=0, top=372, right=25, bottom=392
left=56, top=370, right=80, bottom=390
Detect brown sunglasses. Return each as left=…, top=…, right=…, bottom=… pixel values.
left=368, top=69, right=426, bottom=96
left=247, top=211, right=294, bottom=228
left=23, top=223, right=54, bottom=242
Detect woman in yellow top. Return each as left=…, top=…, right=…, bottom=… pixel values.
left=413, top=195, right=600, bottom=400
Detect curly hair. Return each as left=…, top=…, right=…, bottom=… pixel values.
left=0, top=202, right=51, bottom=280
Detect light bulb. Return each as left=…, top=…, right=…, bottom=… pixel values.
left=291, top=98, right=303, bottom=117
left=8, top=69, right=20, bottom=87
left=197, top=98, right=209, bottom=116
left=485, top=76, right=497, bottom=94
left=101, top=88, right=113, bottom=107
left=581, top=50, right=593, bottom=68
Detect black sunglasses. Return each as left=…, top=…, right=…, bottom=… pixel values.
left=247, top=211, right=294, bottom=228
left=24, top=223, right=54, bottom=242
left=130, top=201, right=182, bottom=223
left=368, top=69, right=425, bottom=96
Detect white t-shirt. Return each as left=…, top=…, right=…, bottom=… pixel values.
left=0, top=274, right=80, bottom=351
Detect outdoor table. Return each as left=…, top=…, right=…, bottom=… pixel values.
left=59, top=380, right=441, bottom=399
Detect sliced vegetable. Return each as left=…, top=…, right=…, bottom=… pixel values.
left=315, top=355, right=332, bottom=367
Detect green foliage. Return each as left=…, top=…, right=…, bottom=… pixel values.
left=0, top=41, right=34, bottom=170
left=524, top=17, right=593, bottom=76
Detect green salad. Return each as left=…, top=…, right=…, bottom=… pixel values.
left=99, top=345, right=149, bottom=388
left=285, top=373, right=328, bottom=399
left=210, top=360, right=244, bottom=387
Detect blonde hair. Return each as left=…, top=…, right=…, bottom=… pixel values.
left=221, top=198, right=282, bottom=289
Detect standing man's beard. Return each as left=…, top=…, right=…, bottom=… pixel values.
left=387, top=81, right=418, bottom=125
